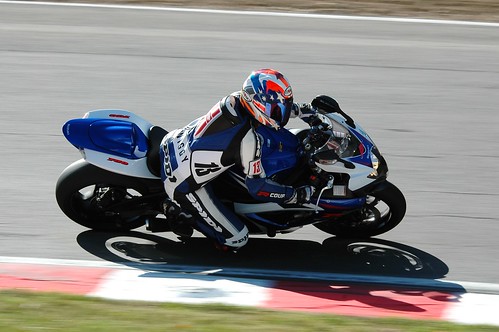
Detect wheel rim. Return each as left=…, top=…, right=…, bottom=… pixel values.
left=358, top=195, right=392, bottom=230
left=70, top=184, right=146, bottom=227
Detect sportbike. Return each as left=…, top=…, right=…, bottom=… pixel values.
left=56, top=98, right=406, bottom=241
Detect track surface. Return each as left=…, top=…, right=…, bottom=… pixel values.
left=1, top=2, right=499, bottom=284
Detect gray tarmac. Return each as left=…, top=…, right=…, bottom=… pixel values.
left=1, top=2, right=499, bottom=284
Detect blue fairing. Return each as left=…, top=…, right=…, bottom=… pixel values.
left=256, top=126, right=300, bottom=177
left=62, top=119, right=148, bottom=159
left=346, top=126, right=375, bottom=167
left=317, top=197, right=366, bottom=210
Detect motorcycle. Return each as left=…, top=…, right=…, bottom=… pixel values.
left=56, top=96, right=406, bottom=240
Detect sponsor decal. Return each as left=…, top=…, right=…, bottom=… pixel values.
left=107, top=157, right=128, bottom=165
left=186, top=193, right=223, bottom=233
left=174, top=128, right=190, bottom=164
left=109, top=114, right=130, bottom=119
left=231, top=233, right=249, bottom=245
left=162, top=144, right=177, bottom=183
left=284, top=85, right=292, bottom=97
left=257, top=191, right=285, bottom=199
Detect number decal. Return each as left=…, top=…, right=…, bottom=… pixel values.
left=249, top=160, right=263, bottom=176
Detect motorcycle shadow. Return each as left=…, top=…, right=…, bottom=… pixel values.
left=77, top=230, right=450, bottom=280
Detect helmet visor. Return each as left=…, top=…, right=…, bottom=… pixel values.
left=266, top=98, right=293, bottom=127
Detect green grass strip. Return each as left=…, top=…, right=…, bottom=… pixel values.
left=1, top=290, right=498, bottom=331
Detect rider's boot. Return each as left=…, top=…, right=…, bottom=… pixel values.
left=162, top=199, right=194, bottom=238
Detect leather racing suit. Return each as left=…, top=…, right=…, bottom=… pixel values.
left=160, top=92, right=316, bottom=249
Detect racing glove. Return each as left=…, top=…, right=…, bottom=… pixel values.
left=292, top=103, right=318, bottom=124
left=286, top=185, right=316, bottom=205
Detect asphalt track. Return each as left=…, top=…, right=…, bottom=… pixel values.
left=1, top=1, right=499, bottom=287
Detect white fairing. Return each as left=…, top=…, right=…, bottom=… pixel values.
left=314, top=162, right=376, bottom=191
left=81, top=109, right=160, bottom=179
left=290, top=118, right=378, bottom=192
left=80, top=149, right=159, bottom=179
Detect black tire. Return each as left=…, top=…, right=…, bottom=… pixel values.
left=314, top=181, right=406, bottom=238
left=55, top=159, right=163, bottom=231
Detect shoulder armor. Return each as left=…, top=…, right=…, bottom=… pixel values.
left=219, top=93, right=244, bottom=125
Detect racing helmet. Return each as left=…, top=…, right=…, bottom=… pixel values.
left=240, top=69, right=294, bottom=130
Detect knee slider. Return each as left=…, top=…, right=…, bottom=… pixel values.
left=225, top=225, right=249, bottom=248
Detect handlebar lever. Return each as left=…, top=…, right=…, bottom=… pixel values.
left=314, top=176, right=334, bottom=213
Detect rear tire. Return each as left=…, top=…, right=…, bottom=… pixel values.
left=314, top=181, right=406, bottom=238
left=55, top=160, right=163, bottom=231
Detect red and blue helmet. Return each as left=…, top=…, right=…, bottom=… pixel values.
left=240, top=69, right=294, bottom=130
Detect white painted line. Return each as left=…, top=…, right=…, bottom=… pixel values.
left=89, top=269, right=271, bottom=305
left=445, top=293, right=499, bottom=326
left=1, top=0, right=499, bottom=27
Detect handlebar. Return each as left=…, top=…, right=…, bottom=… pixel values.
left=302, top=116, right=332, bottom=151
left=302, top=119, right=355, bottom=170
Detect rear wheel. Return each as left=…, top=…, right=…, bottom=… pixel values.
left=55, top=160, right=164, bottom=231
left=314, top=181, right=406, bottom=238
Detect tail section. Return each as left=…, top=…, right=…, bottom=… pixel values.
left=62, top=110, right=166, bottom=179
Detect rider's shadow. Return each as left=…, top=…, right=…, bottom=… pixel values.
left=77, top=231, right=465, bottom=314
left=76, top=230, right=450, bottom=280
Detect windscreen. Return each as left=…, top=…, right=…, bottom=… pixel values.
left=314, top=117, right=362, bottom=162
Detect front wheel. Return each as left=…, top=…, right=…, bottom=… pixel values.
left=55, top=160, right=164, bottom=231
left=314, top=181, right=406, bottom=238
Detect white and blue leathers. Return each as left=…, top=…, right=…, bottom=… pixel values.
left=160, top=92, right=315, bottom=249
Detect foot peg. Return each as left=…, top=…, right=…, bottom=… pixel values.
left=145, top=218, right=171, bottom=233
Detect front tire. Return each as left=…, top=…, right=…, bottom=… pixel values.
left=55, top=160, right=163, bottom=231
left=314, top=181, right=406, bottom=238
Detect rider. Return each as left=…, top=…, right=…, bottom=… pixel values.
left=159, top=68, right=321, bottom=250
